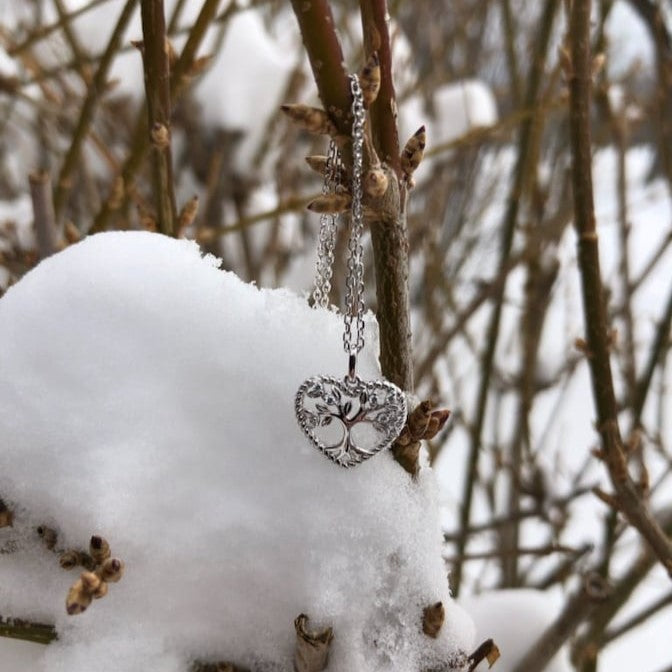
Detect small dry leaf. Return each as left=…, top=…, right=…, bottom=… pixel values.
left=59, top=549, right=94, bottom=571
left=305, top=155, right=328, bottom=176
left=66, top=578, right=93, bottom=615
left=90, top=535, right=111, bottom=564
left=92, top=580, right=109, bottom=599
left=98, top=557, right=125, bottom=583
left=64, top=220, right=81, bottom=244
left=178, top=195, right=199, bottom=233
left=422, top=601, right=445, bottom=638
left=407, top=400, right=433, bottom=439
left=360, top=52, right=381, bottom=107
left=0, top=509, right=13, bottom=528
left=307, top=190, right=351, bottom=214
left=80, top=570, right=102, bottom=593
left=150, top=122, right=170, bottom=149
left=486, top=643, right=501, bottom=667
left=165, top=38, right=178, bottom=69
left=293, top=613, right=333, bottom=672
left=391, top=440, right=421, bottom=477
left=188, top=55, right=213, bottom=78
left=107, top=176, right=125, bottom=210
left=364, top=168, right=388, bottom=198
left=467, top=638, right=500, bottom=671
left=281, top=104, right=336, bottom=136
left=424, top=409, right=451, bottom=440
left=401, top=125, right=426, bottom=179
left=591, top=52, right=606, bottom=78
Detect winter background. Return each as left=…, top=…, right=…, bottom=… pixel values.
left=0, top=0, right=671, bottom=671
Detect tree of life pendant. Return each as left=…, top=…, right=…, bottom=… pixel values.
left=296, top=375, right=406, bottom=468
left=294, top=74, right=407, bottom=468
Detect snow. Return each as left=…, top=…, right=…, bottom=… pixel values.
left=196, top=11, right=298, bottom=171
left=0, top=231, right=474, bottom=671
left=459, top=589, right=572, bottom=672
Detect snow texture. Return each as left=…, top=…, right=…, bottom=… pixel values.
left=0, top=232, right=474, bottom=672
left=459, top=590, right=572, bottom=672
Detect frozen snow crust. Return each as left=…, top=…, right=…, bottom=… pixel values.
left=0, top=232, right=473, bottom=671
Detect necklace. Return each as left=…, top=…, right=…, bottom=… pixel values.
left=295, top=74, right=406, bottom=468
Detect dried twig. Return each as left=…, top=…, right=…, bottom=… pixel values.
left=29, top=171, right=59, bottom=258
left=293, top=613, right=333, bottom=672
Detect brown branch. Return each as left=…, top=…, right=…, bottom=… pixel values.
left=288, top=0, right=350, bottom=138
left=359, top=0, right=400, bottom=176
left=0, top=616, right=57, bottom=645
left=567, top=0, right=672, bottom=578
left=444, top=543, right=587, bottom=564
left=29, top=171, right=59, bottom=258
left=140, top=0, right=177, bottom=236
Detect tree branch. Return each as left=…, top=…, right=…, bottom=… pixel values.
left=140, top=0, right=177, bottom=236
left=567, top=0, right=672, bottom=578
left=359, top=0, right=400, bottom=176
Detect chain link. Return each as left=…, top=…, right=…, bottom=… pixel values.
left=311, top=141, right=341, bottom=308
left=310, top=74, right=367, bottom=362
left=343, top=74, right=366, bottom=356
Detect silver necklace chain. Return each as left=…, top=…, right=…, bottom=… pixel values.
left=343, top=75, right=366, bottom=360
left=296, top=74, right=407, bottom=468
left=311, top=141, right=340, bottom=309
left=311, top=74, right=366, bottom=366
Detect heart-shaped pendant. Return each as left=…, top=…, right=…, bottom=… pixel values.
left=295, top=375, right=406, bottom=468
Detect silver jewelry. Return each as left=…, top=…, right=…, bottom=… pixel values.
left=295, top=74, right=406, bottom=468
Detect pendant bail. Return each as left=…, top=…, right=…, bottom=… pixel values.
left=348, top=353, right=357, bottom=380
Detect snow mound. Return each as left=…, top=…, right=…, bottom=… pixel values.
left=0, top=232, right=474, bottom=671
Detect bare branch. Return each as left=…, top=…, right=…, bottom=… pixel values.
left=567, top=0, right=672, bottom=578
